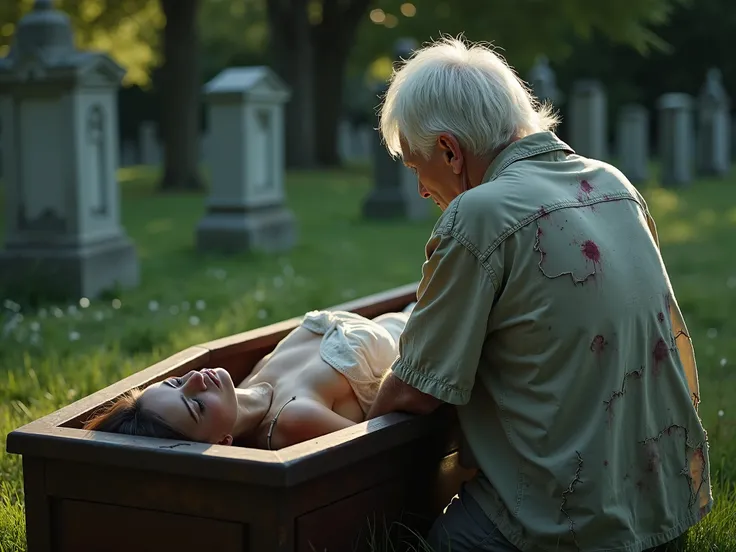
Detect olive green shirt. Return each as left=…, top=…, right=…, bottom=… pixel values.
left=391, top=131, right=712, bottom=551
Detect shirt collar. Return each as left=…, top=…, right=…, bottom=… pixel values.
left=481, top=131, right=575, bottom=183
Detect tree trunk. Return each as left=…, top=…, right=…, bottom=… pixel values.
left=267, top=0, right=316, bottom=169
left=312, top=33, right=350, bottom=167
left=311, top=0, right=373, bottom=167
left=158, top=0, right=205, bottom=191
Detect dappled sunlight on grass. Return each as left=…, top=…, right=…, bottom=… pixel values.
left=144, top=218, right=176, bottom=235
left=727, top=208, right=736, bottom=225
left=658, top=220, right=697, bottom=245
left=0, top=165, right=735, bottom=550
left=646, top=185, right=682, bottom=216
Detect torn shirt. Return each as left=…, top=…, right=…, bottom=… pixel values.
left=391, top=131, right=712, bottom=551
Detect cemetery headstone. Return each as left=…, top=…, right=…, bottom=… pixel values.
left=195, top=66, right=297, bottom=254
left=362, top=39, right=430, bottom=221
left=338, top=118, right=371, bottom=165
left=696, top=68, right=730, bottom=177
left=139, top=121, right=161, bottom=166
left=338, top=118, right=352, bottom=162
left=0, top=0, right=139, bottom=299
left=616, top=104, right=649, bottom=184
left=656, top=93, right=694, bottom=187
left=527, top=56, right=562, bottom=106
left=120, top=140, right=138, bottom=167
left=569, top=79, right=608, bottom=160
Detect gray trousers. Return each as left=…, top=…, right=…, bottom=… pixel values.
left=426, top=484, right=687, bottom=552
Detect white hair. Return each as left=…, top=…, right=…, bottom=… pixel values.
left=379, top=36, right=560, bottom=160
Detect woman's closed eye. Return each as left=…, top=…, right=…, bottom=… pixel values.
left=167, top=377, right=205, bottom=415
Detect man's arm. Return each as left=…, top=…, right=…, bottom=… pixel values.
left=368, top=228, right=497, bottom=419
left=368, top=371, right=443, bottom=419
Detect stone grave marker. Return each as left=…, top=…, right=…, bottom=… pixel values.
left=139, top=121, right=161, bottom=166
left=338, top=118, right=371, bottom=164
left=0, top=0, right=139, bottom=299
left=696, top=68, right=730, bottom=176
left=120, top=139, right=138, bottom=167
left=616, top=104, right=649, bottom=184
left=527, top=56, right=562, bottom=106
left=362, top=39, right=430, bottom=221
left=656, top=93, right=695, bottom=187
left=569, top=79, right=608, bottom=160
left=338, top=118, right=352, bottom=162
left=196, top=66, right=296, bottom=254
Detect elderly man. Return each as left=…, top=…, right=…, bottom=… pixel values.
left=367, top=37, right=711, bottom=552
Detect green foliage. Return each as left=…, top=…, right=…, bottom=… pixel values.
left=351, top=0, right=691, bottom=79
left=553, top=0, right=736, bottom=113
left=0, top=0, right=163, bottom=86
left=199, top=0, right=269, bottom=82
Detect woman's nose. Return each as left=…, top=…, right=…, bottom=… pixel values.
left=183, top=371, right=207, bottom=393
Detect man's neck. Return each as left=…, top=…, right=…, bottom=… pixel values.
left=468, top=135, right=522, bottom=189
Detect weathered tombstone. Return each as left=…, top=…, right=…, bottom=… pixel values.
left=357, top=125, right=373, bottom=159
left=0, top=0, right=139, bottom=299
left=120, top=140, right=138, bottom=167
left=696, top=68, right=731, bottom=176
left=195, top=66, right=296, bottom=253
left=362, top=39, right=430, bottom=221
left=656, top=93, right=694, bottom=187
left=569, top=79, right=608, bottom=160
left=616, top=104, right=649, bottom=184
left=527, top=56, right=562, bottom=106
left=338, top=118, right=352, bottom=163
left=139, top=121, right=161, bottom=166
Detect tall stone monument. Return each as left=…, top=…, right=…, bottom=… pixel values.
left=656, top=93, right=694, bottom=187
left=569, top=79, right=608, bottom=160
left=696, top=68, right=730, bottom=177
left=616, top=104, right=649, bottom=184
left=195, top=66, right=297, bottom=254
left=362, top=38, right=430, bottom=221
left=0, top=0, right=139, bottom=299
left=527, top=56, right=562, bottom=106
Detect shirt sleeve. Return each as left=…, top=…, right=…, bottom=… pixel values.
left=645, top=208, right=701, bottom=411
left=390, top=230, right=497, bottom=405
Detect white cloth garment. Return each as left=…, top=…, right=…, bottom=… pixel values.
left=300, top=309, right=410, bottom=415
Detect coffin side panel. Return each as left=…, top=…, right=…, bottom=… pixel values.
left=52, top=499, right=246, bottom=552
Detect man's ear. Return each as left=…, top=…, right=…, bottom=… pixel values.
left=218, top=434, right=233, bottom=446
left=438, top=133, right=464, bottom=175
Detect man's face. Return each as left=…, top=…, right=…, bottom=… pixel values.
left=400, top=134, right=464, bottom=211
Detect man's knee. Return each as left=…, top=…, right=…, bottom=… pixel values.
left=426, top=490, right=519, bottom=552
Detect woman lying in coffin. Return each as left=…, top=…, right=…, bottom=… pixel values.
left=83, top=304, right=415, bottom=450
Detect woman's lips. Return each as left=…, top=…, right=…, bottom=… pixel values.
left=203, top=369, right=221, bottom=389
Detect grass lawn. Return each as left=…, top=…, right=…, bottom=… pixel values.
left=1, top=164, right=736, bottom=551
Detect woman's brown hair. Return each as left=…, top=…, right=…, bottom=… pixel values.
left=83, top=388, right=189, bottom=441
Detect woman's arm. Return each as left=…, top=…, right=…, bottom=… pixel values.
left=269, top=399, right=356, bottom=449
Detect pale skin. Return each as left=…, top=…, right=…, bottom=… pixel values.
left=140, top=318, right=402, bottom=449
left=366, top=131, right=515, bottom=420
left=141, top=133, right=512, bottom=440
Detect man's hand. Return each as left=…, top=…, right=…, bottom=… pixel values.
left=367, top=371, right=444, bottom=420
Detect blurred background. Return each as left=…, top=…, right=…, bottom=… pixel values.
left=2, top=0, right=735, bottom=179
left=1, top=1, right=736, bottom=550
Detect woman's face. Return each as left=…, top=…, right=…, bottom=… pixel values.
left=139, top=367, right=238, bottom=444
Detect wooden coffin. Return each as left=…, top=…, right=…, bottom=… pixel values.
left=6, top=282, right=476, bottom=552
